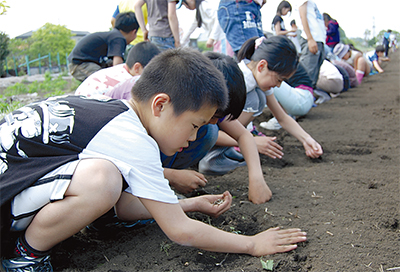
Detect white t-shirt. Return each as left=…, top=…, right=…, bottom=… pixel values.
left=180, top=0, right=225, bottom=47
left=1, top=96, right=178, bottom=205
left=318, top=60, right=343, bottom=80
left=290, top=0, right=326, bottom=43
left=80, top=101, right=177, bottom=203
left=75, top=64, right=133, bottom=97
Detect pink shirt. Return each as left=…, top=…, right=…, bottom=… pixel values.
left=75, top=64, right=132, bottom=97
left=105, top=75, right=141, bottom=100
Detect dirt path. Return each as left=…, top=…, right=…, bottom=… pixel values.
left=1, top=52, right=399, bottom=272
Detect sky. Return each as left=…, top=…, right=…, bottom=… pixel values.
left=0, top=0, right=398, bottom=40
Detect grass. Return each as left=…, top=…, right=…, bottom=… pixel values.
left=0, top=72, right=80, bottom=118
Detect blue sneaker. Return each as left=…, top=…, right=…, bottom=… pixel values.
left=2, top=255, right=53, bottom=272
left=199, top=147, right=246, bottom=176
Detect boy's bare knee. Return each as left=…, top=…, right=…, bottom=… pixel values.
left=69, top=159, right=123, bottom=204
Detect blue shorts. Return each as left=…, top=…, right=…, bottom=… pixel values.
left=218, top=0, right=263, bottom=52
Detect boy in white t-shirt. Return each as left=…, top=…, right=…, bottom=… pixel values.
left=1, top=48, right=307, bottom=272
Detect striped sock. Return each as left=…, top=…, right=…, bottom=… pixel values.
left=15, top=236, right=51, bottom=258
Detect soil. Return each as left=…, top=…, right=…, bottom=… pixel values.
left=1, top=52, right=399, bottom=272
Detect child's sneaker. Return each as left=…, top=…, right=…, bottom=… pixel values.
left=259, top=117, right=282, bottom=130
left=2, top=255, right=53, bottom=272
left=314, top=89, right=331, bottom=104
left=198, top=147, right=246, bottom=175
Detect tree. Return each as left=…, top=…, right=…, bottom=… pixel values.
left=364, top=29, right=371, bottom=42
left=0, top=0, right=9, bottom=76
left=0, top=0, right=9, bottom=15
left=28, top=23, right=76, bottom=66
left=0, top=31, right=9, bottom=76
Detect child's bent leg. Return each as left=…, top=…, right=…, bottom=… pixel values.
left=115, top=192, right=152, bottom=221
left=273, top=82, right=313, bottom=117
left=356, top=58, right=371, bottom=83
left=25, top=159, right=123, bottom=252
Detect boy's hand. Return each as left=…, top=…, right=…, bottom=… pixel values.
left=206, top=38, right=214, bottom=48
left=248, top=178, right=272, bottom=204
left=254, top=136, right=284, bottom=159
left=302, top=137, right=323, bottom=158
left=307, top=38, right=318, bottom=54
left=250, top=227, right=307, bottom=256
left=166, top=169, right=207, bottom=194
left=194, top=191, right=232, bottom=218
left=143, top=29, right=149, bottom=41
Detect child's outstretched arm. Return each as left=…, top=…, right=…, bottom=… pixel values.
left=140, top=197, right=307, bottom=256
left=266, top=94, right=323, bottom=158
left=373, top=60, right=384, bottom=73
left=219, top=120, right=272, bottom=203
left=115, top=191, right=232, bottom=221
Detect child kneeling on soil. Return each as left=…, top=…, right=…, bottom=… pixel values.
left=105, top=51, right=272, bottom=204
left=0, top=48, right=307, bottom=272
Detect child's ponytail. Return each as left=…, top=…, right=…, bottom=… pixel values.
left=237, top=35, right=299, bottom=78
left=237, top=36, right=259, bottom=62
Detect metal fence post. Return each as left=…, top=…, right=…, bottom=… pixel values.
left=48, top=53, right=52, bottom=73
left=66, top=53, right=69, bottom=72
left=39, top=53, right=42, bottom=74
left=25, top=55, right=30, bottom=76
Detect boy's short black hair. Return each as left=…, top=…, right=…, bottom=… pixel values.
left=375, top=45, right=385, bottom=52
left=203, top=51, right=246, bottom=121
left=126, top=41, right=161, bottom=69
left=132, top=48, right=229, bottom=116
left=115, top=11, right=139, bottom=33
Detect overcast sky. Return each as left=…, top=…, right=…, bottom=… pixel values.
left=0, top=0, right=398, bottom=39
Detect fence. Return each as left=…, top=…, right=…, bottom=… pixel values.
left=5, top=53, right=69, bottom=77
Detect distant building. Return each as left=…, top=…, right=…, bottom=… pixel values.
left=15, top=30, right=90, bottom=43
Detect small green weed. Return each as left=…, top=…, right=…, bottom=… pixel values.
left=160, top=241, right=172, bottom=256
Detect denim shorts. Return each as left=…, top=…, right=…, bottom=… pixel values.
left=243, top=87, right=266, bottom=117
left=149, top=36, right=175, bottom=52
left=218, top=0, right=263, bottom=52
